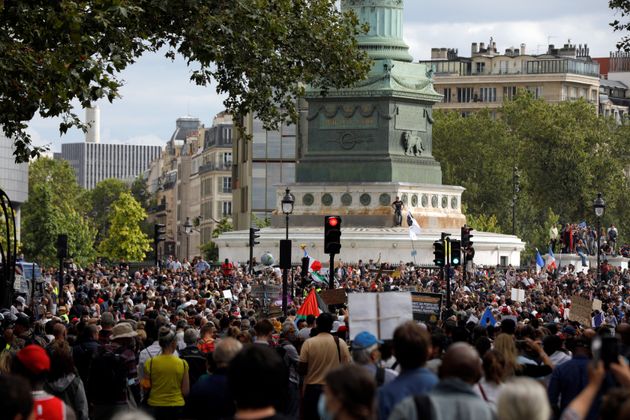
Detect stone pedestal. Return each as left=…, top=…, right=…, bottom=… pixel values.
left=271, top=182, right=466, bottom=229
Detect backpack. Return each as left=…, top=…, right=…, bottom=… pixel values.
left=375, top=366, right=386, bottom=386
left=88, top=347, right=129, bottom=404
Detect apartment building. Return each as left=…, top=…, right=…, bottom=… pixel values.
left=419, top=40, right=600, bottom=115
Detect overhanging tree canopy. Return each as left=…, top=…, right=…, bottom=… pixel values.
left=0, top=0, right=370, bottom=162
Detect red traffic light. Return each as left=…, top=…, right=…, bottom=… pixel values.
left=327, top=217, right=339, bottom=227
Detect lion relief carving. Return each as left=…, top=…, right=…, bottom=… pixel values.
left=401, top=131, right=424, bottom=157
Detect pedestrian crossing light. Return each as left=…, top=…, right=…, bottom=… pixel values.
left=433, top=240, right=445, bottom=267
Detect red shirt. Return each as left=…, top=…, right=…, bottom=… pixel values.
left=32, top=391, right=67, bottom=420
left=221, top=262, right=234, bottom=277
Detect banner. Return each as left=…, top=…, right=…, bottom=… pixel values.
left=569, top=295, right=592, bottom=326
left=411, top=292, right=442, bottom=323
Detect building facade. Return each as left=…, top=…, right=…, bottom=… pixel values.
left=59, top=142, right=162, bottom=189
left=198, top=112, right=233, bottom=246
left=232, top=113, right=297, bottom=230
left=419, top=41, right=600, bottom=115
left=0, top=135, right=28, bottom=240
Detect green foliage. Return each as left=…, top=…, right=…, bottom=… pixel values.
left=610, top=0, right=630, bottom=50
left=212, top=218, right=234, bottom=239
left=465, top=213, right=503, bottom=234
left=1, top=0, right=370, bottom=163
left=434, top=93, right=630, bottom=256
left=131, top=176, right=151, bottom=210
left=200, top=241, right=219, bottom=263
left=98, top=192, right=152, bottom=262
left=252, top=214, right=271, bottom=228
left=22, top=159, right=96, bottom=266
left=85, top=178, right=130, bottom=244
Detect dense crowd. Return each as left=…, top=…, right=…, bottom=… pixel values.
left=2, top=256, right=630, bottom=420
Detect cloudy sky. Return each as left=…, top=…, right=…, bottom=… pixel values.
left=29, top=0, right=624, bottom=152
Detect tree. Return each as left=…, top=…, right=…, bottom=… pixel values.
left=433, top=93, right=630, bottom=256
left=1, top=0, right=370, bottom=163
left=98, top=192, right=152, bottom=262
left=85, top=178, right=129, bottom=244
left=610, top=0, right=630, bottom=50
left=21, top=158, right=96, bottom=266
left=212, top=218, right=233, bottom=239
left=131, top=175, right=150, bottom=210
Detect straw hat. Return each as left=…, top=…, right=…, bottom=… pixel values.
left=111, top=322, right=138, bottom=340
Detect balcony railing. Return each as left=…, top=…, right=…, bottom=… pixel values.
left=198, top=162, right=232, bottom=174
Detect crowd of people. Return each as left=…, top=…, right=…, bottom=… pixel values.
left=550, top=222, right=628, bottom=259
left=1, top=255, right=630, bottom=420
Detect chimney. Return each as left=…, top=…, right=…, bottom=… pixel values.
left=492, top=41, right=497, bottom=52
left=85, top=106, right=100, bottom=143
left=520, top=43, right=526, bottom=55
left=472, top=42, right=478, bottom=54
left=480, top=42, right=485, bottom=51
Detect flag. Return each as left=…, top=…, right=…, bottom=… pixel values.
left=536, top=249, right=545, bottom=272
left=547, top=246, right=557, bottom=271
left=407, top=212, right=422, bottom=240
left=479, top=307, right=496, bottom=327
left=297, top=289, right=327, bottom=320
left=311, top=272, right=328, bottom=284
left=303, top=247, right=322, bottom=272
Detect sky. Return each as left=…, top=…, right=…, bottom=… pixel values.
left=28, top=0, right=624, bottom=152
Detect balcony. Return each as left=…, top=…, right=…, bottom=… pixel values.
left=198, top=162, right=232, bottom=174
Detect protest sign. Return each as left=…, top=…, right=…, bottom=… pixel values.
left=319, top=288, right=347, bottom=306
left=592, top=299, right=602, bottom=311
left=569, top=295, right=592, bottom=326
left=348, top=292, right=412, bottom=340
left=510, top=288, right=525, bottom=303
left=222, top=290, right=233, bottom=299
left=411, top=292, right=442, bottom=323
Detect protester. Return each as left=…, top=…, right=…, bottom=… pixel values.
left=0, top=374, right=34, bottom=420
left=377, top=321, right=438, bottom=420
left=351, top=331, right=397, bottom=387
left=320, top=364, right=377, bottom=420
left=388, top=342, right=493, bottom=420
left=299, top=312, right=351, bottom=420
left=178, top=328, right=206, bottom=386
left=142, top=327, right=190, bottom=420
left=497, top=377, right=552, bottom=420
left=44, top=341, right=89, bottom=420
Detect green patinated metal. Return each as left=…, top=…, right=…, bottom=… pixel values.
left=296, top=0, right=444, bottom=185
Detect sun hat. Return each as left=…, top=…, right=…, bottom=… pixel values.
left=110, top=322, right=138, bottom=340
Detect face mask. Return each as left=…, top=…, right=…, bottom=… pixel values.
left=317, top=393, right=335, bottom=420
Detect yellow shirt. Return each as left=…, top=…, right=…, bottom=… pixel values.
left=144, top=354, right=188, bottom=407
left=299, top=332, right=351, bottom=386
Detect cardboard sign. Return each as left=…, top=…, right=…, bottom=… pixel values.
left=319, top=288, right=347, bottom=305
left=510, top=288, right=525, bottom=303
left=222, top=290, right=233, bottom=300
left=592, top=299, right=603, bottom=311
left=348, top=292, right=413, bottom=340
left=569, top=295, right=592, bottom=326
left=411, top=292, right=442, bottom=323
left=250, top=284, right=282, bottom=300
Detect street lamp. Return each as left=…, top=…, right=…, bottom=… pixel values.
left=281, top=188, right=294, bottom=315
left=593, top=192, right=606, bottom=283
left=184, top=217, right=193, bottom=261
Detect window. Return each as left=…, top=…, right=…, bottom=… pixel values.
left=442, top=88, right=452, bottom=103
left=503, top=86, right=517, bottom=101
left=479, top=87, right=496, bottom=102
left=222, top=177, right=232, bottom=193
left=561, top=85, right=568, bottom=101
left=222, top=152, right=232, bottom=165
left=499, top=61, right=509, bottom=74
left=475, top=62, right=485, bottom=74
left=527, top=86, right=543, bottom=99
left=222, top=201, right=232, bottom=216
left=457, top=87, right=474, bottom=103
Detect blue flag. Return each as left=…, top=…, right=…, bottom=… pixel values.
left=479, top=307, right=496, bottom=327
left=536, top=249, right=545, bottom=269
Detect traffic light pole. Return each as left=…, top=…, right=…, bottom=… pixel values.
left=249, top=240, right=254, bottom=275
left=329, top=254, right=335, bottom=289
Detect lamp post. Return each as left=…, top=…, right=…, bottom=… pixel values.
left=593, top=192, right=606, bottom=283
left=184, top=217, right=193, bottom=261
left=281, top=188, right=294, bottom=315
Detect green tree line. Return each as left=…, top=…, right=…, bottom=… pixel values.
left=433, top=93, right=630, bottom=262
left=20, top=158, right=152, bottom=266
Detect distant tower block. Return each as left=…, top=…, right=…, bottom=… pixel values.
left=85, top=106, right=100, bottom=143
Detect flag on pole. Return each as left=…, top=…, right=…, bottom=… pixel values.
left=297, top=289, right=327, bottom=320
left=407, top=212, right=422, bottom=240
left=311, top=272, right=328, bottom=284
left=479, top=307, right=496, bottom=327
left=535, top=249, right=545, bottom=272
left=547, top=246, right=557, bottom=271
left=302, top=246, right=322, bottom=273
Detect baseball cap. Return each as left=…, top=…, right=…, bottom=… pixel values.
left=16, top=345, right=50, bottom=375
left=353, top=331, right=383, bottom=350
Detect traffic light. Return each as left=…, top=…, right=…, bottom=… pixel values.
left=450, top=239, right=461, bottom=266
left=249, top=227, right=260, bottom=248
left=324, top=216, right=342, bottom=255
left=433, top=240, right=445, bottom=267
left=461, top=226, right=473, bottom=248
left=56, top=234, right=68, bottom=259
left=154, top=224, right=166, bottom=244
